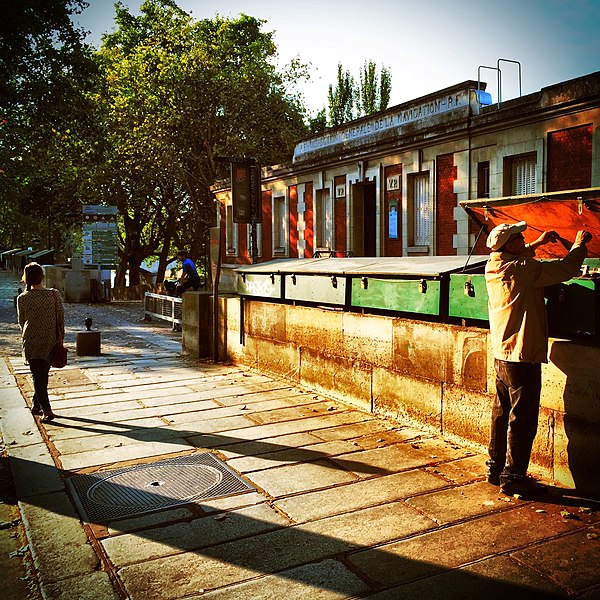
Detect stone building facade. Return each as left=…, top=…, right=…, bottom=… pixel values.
left=215, top=72, right=600, bottom=265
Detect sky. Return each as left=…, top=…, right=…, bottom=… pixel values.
left=72, top=0, right=600, bottom=114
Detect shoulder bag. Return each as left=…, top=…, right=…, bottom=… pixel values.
left=51, top=291, right=67, bottom=368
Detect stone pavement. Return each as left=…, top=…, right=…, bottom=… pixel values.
left=0, top=270, right=599, bottom=599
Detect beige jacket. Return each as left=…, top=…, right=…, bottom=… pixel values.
left=485, top=244, right=587, bottom=363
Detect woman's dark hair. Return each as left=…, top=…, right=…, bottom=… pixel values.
left=22, top=262, right=44, bottom=290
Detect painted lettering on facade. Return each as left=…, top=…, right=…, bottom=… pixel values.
left=294, top=92, right=467, bottom=162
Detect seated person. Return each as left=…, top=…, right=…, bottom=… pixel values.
left=175, top=250, right=201, bottom=295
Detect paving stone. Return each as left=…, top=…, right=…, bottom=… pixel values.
left=117, top=500, right=432, bottom=598
left=9, top=443, right=64, bottom=497
left=187, top=411, right=369, bottom=449
left=52, top=385, right=197, bottom=409
left=405, top=480, right=514, bottom=524
left=248, top=402, right=343, bottom=425
left=19, top=491, right=99, bottom=585
left=310, top=420, right=393, bottom=442
left=198, top=491, right=266, bottom=513
left=41, top=571, right=119, bottom=600
left=364, top=555, right=566, bottom=599
left=347, top=426, right=428, bottom=450
left=107, top=506, right=197, bottom=535
left=197, top=559, right=372, bottom=599
left=330, top=443, right=441, bottom=478
left=0, top=407, right=45, bottom=447
left=247, top=459, right=358, bottom=497
left=226, top=440, right=360, bottom=473
left=347, top=504, right=587, bottom=588
left=214, top=388, right=310, bottom=407
left=45, top=416, right=170, bottom=442
left=52, top=426, right=186, bottom=456
left=103, top=503, right=290, bottom=566
left=217, top=432, right=324, bottom=459
left=0, top=386, right=27, bottom=409
left=275, top=469, right=448, bottom=523
left=425, top=454, right=487, bottom=485
left=512, top=528, right=600, bottom=593
left=59, top=438, right=193, bottom=470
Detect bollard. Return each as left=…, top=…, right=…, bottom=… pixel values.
left=76, top=317, right=101, bottom=356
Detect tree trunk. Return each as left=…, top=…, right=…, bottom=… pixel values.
left=114, top=259, right=127, bottom=288
left=156, top=242, right=172, bottom=283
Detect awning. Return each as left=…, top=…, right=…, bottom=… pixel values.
left=460, top=187, right=600, bottom=258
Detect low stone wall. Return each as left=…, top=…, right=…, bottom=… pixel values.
left=111, top=283, right=155, bottom=301
left=185, top=295, right=600, bottom=497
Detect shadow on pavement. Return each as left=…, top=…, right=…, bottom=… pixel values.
left=5, top=453, right=570, bottom=599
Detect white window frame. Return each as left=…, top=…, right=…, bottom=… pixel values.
left=273, top=195, right=288, bottom=255
left=413, top=173, right=431, bottom=247
left=246, top=223, right=262, bottom=258
left=512, top=154, right=536, bottom=195
left=225, top=203, right=238, bottom=256
left=315, top=188, right=333, bottom=249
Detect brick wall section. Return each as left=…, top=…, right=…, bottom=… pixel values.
left=304, top=182, right=314, bottom=257
left=436, top=153, right=457, bottom=256
left=289, top=185, right=298, bottom=258
left=470, top=219, right=489, bottom=256
left=384, top=164, right=403, bottom=256
left=261, top=190, right=273, bottom=262
left=334, top=175, right=346, bottom=256
left=547, top=124, right=593, bottom=192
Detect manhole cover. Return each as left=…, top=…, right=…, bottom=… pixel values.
left=66, top=453, right=254, bottom=523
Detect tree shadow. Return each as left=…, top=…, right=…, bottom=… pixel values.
left=45, top=413, right=393, bottom=477
left=3, top=454, right=572, bottom=599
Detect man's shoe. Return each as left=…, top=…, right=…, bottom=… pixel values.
left=500, top=476, right=547, bottom=497
left=31, top=405, right=43, bottom=416
left=487, top=472, right=501, bottom=486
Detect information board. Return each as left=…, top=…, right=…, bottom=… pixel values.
left=82, top=205, right=119, bottom=267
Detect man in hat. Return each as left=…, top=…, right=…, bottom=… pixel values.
left=485, top=221, right=592, bottom=496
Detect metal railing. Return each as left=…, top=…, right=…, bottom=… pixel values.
left=144, top=292, right=182, bottom=331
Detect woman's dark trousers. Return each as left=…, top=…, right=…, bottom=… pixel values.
left=29, top=358, right=52, bottom=414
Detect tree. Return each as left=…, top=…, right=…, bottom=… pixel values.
left=327, top=63, right=354, bottom=126
left=92, top=1, right=308, bottom=284
left=357, top=60, right=392, bottom=117
left=0, top=0, right=96, bottom=253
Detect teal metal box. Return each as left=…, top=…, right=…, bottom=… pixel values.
left=448, top=273, right=489, bottom=321
left=351, top=277, right=441, bottom=315
left=284, top=273, right=347, bottom=306
left=237, top=272, right=282, bottom=299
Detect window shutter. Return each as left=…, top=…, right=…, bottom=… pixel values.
left=414, top=173, right=431, bottom=246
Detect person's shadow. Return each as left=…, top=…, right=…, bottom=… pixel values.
left=548, top=340, right=600, bottom=499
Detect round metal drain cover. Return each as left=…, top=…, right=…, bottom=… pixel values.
left=87, top=463, right=223, bottom=508
left=67, top=452, right=255, bottom=523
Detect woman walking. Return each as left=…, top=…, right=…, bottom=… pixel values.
left=16, top=262, right=64, bottom=422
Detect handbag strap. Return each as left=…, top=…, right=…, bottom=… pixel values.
left=51, top=290, right=61, bottom=340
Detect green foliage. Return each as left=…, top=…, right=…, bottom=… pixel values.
left=0, top=0, right=309, bottom=278
left=357, top=60, right=393, bottom=117
left=379, top=65, right=392, bottom=112
left=0, top=0, right=95, bottom=252
left=327, top=63, right=354, bottom=126
left=325, top=60, right=393, bottom=126
left=308, top=109, right=327, bottom=134
left=91, top=1, right=308, bottom=283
